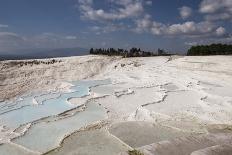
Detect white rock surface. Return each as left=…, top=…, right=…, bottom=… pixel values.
left=1, top=55, right=232, bottom=155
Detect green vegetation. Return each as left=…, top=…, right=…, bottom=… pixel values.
left=187, top=44, right=232, bottom=56
left=90, top=48, right=172, bottom=57
left=128, top=149, right=144, bottom=155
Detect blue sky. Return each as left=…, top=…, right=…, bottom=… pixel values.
left=0, top=0, right=231, bottom=53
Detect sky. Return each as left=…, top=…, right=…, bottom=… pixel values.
left=0, top=0, right=232, bottom=53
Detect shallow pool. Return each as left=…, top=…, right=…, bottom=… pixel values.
left=13, top=102, right=107, bottom=153
left=0, top=79, right=110, bottom=129
left=0, top=79, right=111, bottom=154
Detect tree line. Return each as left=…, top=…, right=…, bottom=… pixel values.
left=187, top=44, right=232, bottom=56
left=89, top=48, right=171, bottom=57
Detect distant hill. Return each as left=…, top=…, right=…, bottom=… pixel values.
left=0, top=47, right=89, bottom=61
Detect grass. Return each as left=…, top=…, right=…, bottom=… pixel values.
left=128, top=149, right=144, bottom=155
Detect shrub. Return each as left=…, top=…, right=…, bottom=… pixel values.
left=128, top=149, right=144, bottom=155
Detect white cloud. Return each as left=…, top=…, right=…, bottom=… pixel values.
left=167, top=21, right=215, bottom=36
left=76, top=0, right=231, bottom=45
left=134, top=14, right=153, bottom=33
left=179, top=6, right=192, bottom=19
left=199, top=0, right=232, bottom=13
left=0, top=32, right=23, bottom=41
left=200, top=0, right=232, bottom=21
left=200, top=0, right=220, bottom=13
left=78, top=0, right=144, bottom=21
left=216, top=27, right=226, bottom=36
left=134, top=16, right=227, bottom=38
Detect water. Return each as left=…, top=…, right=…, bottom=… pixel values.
left=0, top=79, right=110, bottom=129
left=13, top=102, right=107, bottom=153
left=0, top=95, right=34, bottom=115
left=0, top=79, right=111, bottom=153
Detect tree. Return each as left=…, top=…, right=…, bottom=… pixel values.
left=89, top=47, right=171, bottom=57
left=158, top=48, right=166, bottom=56
left=90, top=48, right=94, bottom=54
left=187, top=44, right=232, bottom=56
